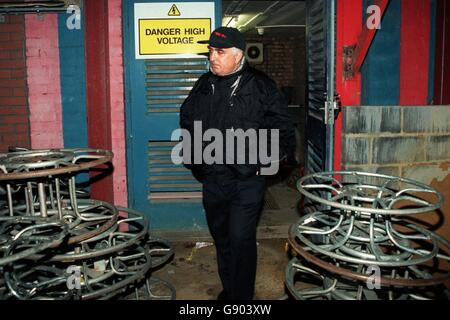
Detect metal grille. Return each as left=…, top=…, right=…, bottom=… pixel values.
left=148, top=141, right=202, bottom=199
left=146, top=58, right=208, bottom=113
left=145, top=57, right=208, bottom=200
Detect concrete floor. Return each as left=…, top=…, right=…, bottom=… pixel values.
left=152, top=177, right=302, bottom=300
left=153, top=238, right=291, bottom=300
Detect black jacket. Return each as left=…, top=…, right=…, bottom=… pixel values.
left=180, top=62, right=296, bottom=181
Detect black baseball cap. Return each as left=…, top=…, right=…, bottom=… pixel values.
left=198, top=27, right=246, bottom=51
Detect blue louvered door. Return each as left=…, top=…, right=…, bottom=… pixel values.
left=123, top=0, right=220, bottom=230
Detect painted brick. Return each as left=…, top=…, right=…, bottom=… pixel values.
left=402, top=164, right=450, bottom=185
left=342, top=137, right=370, bottom=164
left=9, top=32, right=25, bottom=41
left=0, top=51, right=10, bottom=60
left=343, top=106, right=401, bottom=134
left=0, top=115, right=28, bottom=125
left=31, top=110, right=60, bottom=122
left=1, top=40, right=25, bottom=50
left=0, top=87, right=12, bottom=96
left=425, top=135, right=450, bottom=161
left=403, top=106, right=450, bottom=133
left=0, top=70, right=10, bottom=78
left=13, top=87, right=26, bottom=97
left=6, top=15, right=24, bottom=24
left=373, top=136, right=425, bottom=164
left=110, top=67, right=123, bottom=78
left=0, top=79, right=26, bottom=88
left=10, top=70, right=26, bottom=78
left=30, top=121, right=59, bottom=132
left=8, top=50, right=24, bottom=60
left=0, top=125, right=15, bottom=133
left=27, top=66, right=50, bottom=79
left=0, top=24, right=23, bottom=33
left=0, top=33, right=10, bottom=41
left=0, top=107, right=16, bottom=115
left=14, top=107, right=28, bottom=115
left=31, top=103, right=60, bottom=116
left=0, top=12, right=30, bottom=152
left=0, top=107, right=27, bottom=116
left=15, top=123, right=29, bottom=133
left=0, top=59, right=25, bottom=68
left=109, top=0, right=127, bottom=207
left=25, top=47, right=43, bottom=58
left=111, top=98, right=124, bottom=111
left=25, top=13, right=63, bottom=149
left=0, top=97, right=27, bottom=106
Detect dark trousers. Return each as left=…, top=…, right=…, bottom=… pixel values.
left=202, top=175, right=266, bottom=300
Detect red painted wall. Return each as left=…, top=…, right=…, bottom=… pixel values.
left=399, top=0, right=431, bottom=105
left=336, top=0, right=363, bottom=170
left=434, top=0, right=450, bottom=104
left=84, top=0, right=114, bottom=203
left=0, top=14, right=30, bottom=152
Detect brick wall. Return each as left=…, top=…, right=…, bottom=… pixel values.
left=0, top=14, right=30, bottom=152
left=108, top=0, right=128, bottom=207
left=25, top=14, right=64, bottom=149
left=246, top=34, right=305, bottom=106
left=342, top=105, right=450, bottom=238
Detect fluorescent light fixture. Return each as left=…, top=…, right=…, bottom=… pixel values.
left=222, top=15, right=238, bottom=28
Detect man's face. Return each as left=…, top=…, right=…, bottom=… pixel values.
left=208, top=46, right=243, bottom=76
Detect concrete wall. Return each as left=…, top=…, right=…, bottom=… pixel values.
left=342, top=105, right=450, bottom=238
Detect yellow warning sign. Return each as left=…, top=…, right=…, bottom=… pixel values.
left=139, top=19, right=210, bottom=55
left=168, top=4, right=181, bottom=16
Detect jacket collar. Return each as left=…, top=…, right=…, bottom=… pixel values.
left=208, top=61, right=249, bottom=83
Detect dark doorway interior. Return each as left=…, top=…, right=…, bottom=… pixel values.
left=221, top=1, right=306, bottom=231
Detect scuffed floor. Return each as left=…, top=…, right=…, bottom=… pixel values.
left=152, top=238, right=291, bottom=300
left=151, top=178, right=301, bottom=300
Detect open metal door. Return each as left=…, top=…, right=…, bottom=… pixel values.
left=305, top=0, right=336, bottom=175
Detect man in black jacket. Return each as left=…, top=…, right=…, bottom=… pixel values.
left=180, top=27, right=295, bottom=300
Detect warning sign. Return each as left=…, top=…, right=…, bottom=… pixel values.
left=139, top=19, right=210, bottom=55
left=168, top=4, right=181, bottom=16
left=134, top=2, right=216, bottom=59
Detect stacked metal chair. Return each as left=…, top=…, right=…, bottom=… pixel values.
left=0, top=148, right=175, bottom=300
left=285, top=171, right=450, bottom=300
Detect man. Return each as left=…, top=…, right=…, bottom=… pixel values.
left=180, top=27, right=295, bottom=300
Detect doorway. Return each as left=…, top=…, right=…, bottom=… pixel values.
left=222, top=0, right=306, bottom=231
left=223, top=0, right=337, bottom=229
left=122, top=0, right=335, bottom=233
